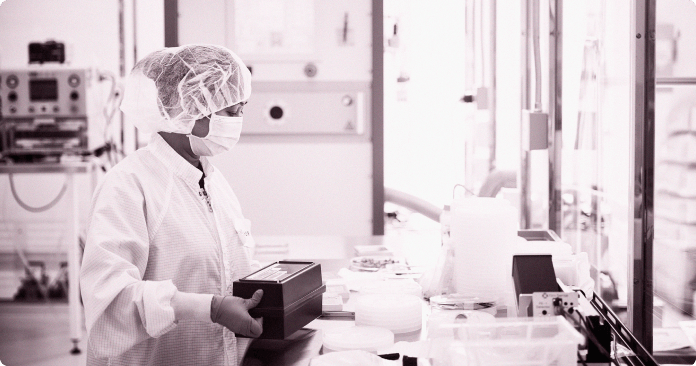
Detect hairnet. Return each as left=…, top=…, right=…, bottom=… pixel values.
left=120, top=44, right=252, bottom=134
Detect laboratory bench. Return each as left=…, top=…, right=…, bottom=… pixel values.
left=244, top=234, right=441, bottom=366
left=244, top=234, right=696, bottom=366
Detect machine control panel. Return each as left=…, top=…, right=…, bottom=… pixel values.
left=0, top=68, right=94, bottom=158
left=532, top=291, right=579, bottom=317
left=1, top=68, right=89, bottom=118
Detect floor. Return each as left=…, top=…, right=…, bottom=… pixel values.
left=0, top=302, right=86, bottom=366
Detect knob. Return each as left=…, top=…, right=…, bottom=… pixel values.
left=68, top=74, right=81, bottom=87
left=269, top=106, right=284, bottom=120
left=8, top=91, right=18, bottom=102
left=304, top=63, right=317, bottom=78
left=29, top=106, right=35, bottom=113
left=342, top=95, right=353, bottom=106
left=70, top=91, right=79, bottom=100
left=6, top=74, right=19, bottom=89
left=53, top=106, right=60, bottom=113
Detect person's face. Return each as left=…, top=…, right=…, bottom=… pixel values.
left=190, top=101, right=246, bottom=137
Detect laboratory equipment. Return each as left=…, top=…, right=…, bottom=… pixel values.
left=28, top=40, right=66, bottom=64
left=232, top=261, right=325, bottom=339
left=0, top=67, right=102, bottom=160
left=511, top=254, right=560, bottom=316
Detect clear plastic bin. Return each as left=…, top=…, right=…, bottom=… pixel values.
left=430, top=316, right=583, bottom=366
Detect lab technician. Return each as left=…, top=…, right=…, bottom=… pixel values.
left=80, top=44, right=263, bottom=366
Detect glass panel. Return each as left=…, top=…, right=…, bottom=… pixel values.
left=560, top=0, right=632, bottom=322
left=654, top=0, right=696, bottom=355
left=654, top=83, right=696, bottom=353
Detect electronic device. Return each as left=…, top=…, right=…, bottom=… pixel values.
left=0, top=67, right=99, bottom=160
left=512, top=254, right=560, bottom=316
left=28, top=41, right=66, bottom=64
left=532, top=291, right=578, bottom=317
left=233, top=261, right=325, bottom=339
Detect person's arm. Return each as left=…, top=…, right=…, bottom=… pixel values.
left=80, top=173, right=179, bottom=358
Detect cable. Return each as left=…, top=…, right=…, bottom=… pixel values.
left=453, top=183, right=478, bottom=198
left=98, top=70, right=124, bottom=166
left=9, top=173, right=68, bottom=213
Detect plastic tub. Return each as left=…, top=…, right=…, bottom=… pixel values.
left=355, top=294, right=423, bottom=333
left=432, top=316, right=583, bottom=366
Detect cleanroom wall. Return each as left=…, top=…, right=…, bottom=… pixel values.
left=178, top=0, right=376, bottom=236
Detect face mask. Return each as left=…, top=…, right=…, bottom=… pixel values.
left=188, top=115, right=243, bottom=156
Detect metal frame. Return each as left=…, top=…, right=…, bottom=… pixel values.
left=576, top=289, right=659, bottom=366
left=548, top=0, right=562, bottom=235
left=489, top=0, right=498, bottom=172
left=520, top=0, right=532, bottom=228
left=628, top=0, right=656, bottom=352
left=372, top=0, right=385, bottom=235
left=164, top=0, right=178, bottom=47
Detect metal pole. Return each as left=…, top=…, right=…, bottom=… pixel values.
left=67, top=171, right=82, bottom=354
left=464, top=0, right=476, bottom=194
left=548, top=0, right=562, bottom=235
left=489, top=0, right=497, bottom=172
left=372, top=0, right=385, bottom=235
left=520, top=0, right=532, bottom=229
left=628, top=0, right=656, bottom=352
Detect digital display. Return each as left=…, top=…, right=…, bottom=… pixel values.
left=29, top=79, right=58, bottom=101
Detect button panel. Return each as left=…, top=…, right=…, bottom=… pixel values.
left=0, top=69, right=88, bottom=118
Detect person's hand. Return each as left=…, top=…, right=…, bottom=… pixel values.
left=210, top=290, right=264, bottom=337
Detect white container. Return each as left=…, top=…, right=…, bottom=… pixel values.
left=355, top=294, right=423, bottom=333
left=435, top=316, right=583, bottom=366
left=450, top=197, right=517, bottom=299
left=359, top=278, right=423, bottom=297
left=322, top=326, right=394, bottom=353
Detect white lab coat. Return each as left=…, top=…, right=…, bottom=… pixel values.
left=80, top=133, right=255, bottom=366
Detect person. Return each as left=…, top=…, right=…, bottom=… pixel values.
left=80, top=44, right=263, bottom=366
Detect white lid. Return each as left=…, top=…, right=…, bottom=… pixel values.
left=323, top=326, right=394, bottom=352
left=359, top=278, right=423, bottom=297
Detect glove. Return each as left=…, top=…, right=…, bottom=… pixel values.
left=210, top=289, right=264, bottom=337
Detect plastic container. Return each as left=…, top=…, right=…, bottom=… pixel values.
left=322, top=326, right=395, bottom=353
left=450, top=197, right=518, bottom=300
left=432, top=316, right=583, bottom=366
left=355, top=294, right=423, bottom=333
left=427, top=309, right=496, bottom=338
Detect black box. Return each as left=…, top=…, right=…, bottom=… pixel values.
left=233, top=261, right=325, bottom=339
left=511, top=254, right=560, bottom=316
